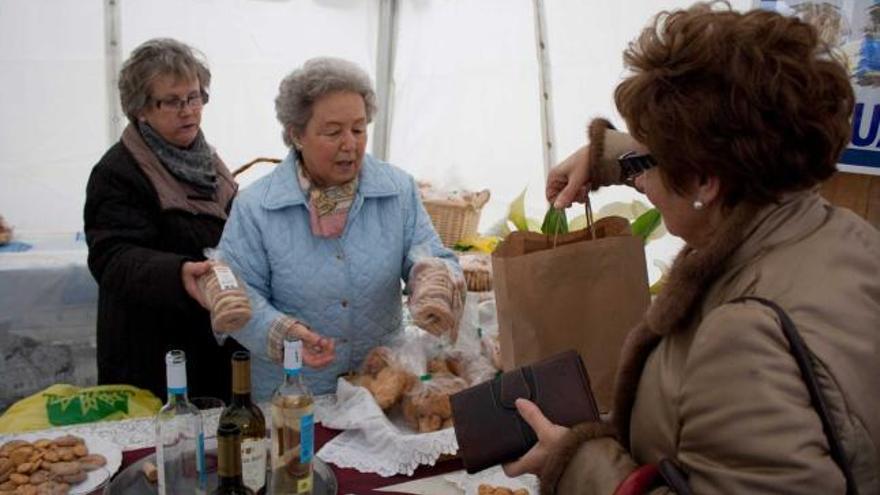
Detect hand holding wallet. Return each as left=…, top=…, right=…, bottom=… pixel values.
left=450, top=349, right=600, bottom=473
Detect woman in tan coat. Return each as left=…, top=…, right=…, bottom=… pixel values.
left=505, top=3, right=880, bottom=494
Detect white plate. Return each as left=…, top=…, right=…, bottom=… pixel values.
left=4, top=432, right=123, bottom=493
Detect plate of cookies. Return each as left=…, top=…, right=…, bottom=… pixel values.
left=0, top=433, right=122, bottom=494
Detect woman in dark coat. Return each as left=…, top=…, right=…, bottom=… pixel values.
left=84, top=38, right=242, bottom=400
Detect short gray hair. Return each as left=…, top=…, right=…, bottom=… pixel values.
left=118, top=38, right=211, bottom=123
left=275, top=57, right=377, bottom=147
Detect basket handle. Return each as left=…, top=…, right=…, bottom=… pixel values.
left=232, top=157, right=282, bottom=177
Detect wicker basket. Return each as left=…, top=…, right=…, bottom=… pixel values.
left=422, top=190, right=490, bottom=247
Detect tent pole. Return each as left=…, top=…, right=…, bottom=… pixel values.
left=532, top=0, right=556, bottom=179
left=372, top=0, right=398, bottom=161
left=104, top=0, right=123, bottom=146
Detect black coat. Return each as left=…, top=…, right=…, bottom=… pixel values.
left=84, top=141, right=243, bottom=401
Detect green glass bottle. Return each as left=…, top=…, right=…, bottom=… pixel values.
left=220, top=351, right=267, bottom=494
left=212, top=423, right=255, bottom=495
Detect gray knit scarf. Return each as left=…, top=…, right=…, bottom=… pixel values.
left=138, top=121, right=217, bottom=191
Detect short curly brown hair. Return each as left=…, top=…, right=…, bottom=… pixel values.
left=118, top=38, right=211, bottom=124
left=614, top=2, right=854, bottom=207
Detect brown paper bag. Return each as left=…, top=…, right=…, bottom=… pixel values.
left=491, top=216, right=650, bottom=412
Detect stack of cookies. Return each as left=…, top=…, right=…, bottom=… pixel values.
left=198, top=263, right=253, bottom=333
left=458, top=252, right=492, bottom=292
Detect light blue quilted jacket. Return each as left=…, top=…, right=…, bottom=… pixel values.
left=219, top=151, right=458, bottom=400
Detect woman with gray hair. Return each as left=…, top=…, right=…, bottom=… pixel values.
left=219, top=57, right=464, bottom=399
left=84, top=38, right=243, bottom=400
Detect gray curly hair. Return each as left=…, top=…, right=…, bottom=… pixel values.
left=275, top=57, right=377, bottom=148
left=118, top=38, right=211, bottom=123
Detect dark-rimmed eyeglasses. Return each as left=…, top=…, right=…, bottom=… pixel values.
left=152, top=90, right=209, bottom=113
left=617, top=151, right=657, bottom=186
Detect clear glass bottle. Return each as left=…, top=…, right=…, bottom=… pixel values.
left=156, top=349, right=207, bottom=494
left=270, top=337, right=314, bottom=495
left=220, top=351, right=267, bottom=494
left=212, top=423, right=255, bottom=495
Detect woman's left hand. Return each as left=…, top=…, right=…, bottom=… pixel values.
left=502, top=398, right=570, bottom=477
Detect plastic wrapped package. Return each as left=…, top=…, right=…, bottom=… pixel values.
left=196, top=249, right=252, bottom=333
left=401, top=373, right=468, bottom=433
left=408, top=255, right=466, bottom=343
left=0, top=215, right=12, bottom=245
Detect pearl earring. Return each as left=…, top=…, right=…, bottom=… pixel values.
left=693, top=200, right=704, bottom=210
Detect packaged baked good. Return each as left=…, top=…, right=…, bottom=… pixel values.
left=196, top=249, right=252, bottom=333
left=458, top=252, right=492, bottom=292
left=0, top=215, right=12, bottom=246
left=408, top=257, right=466, bottom=343
left=401, top=373, right=468, bottom=433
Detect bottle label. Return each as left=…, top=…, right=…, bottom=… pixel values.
left=300, top=413, right=314, bottom=464
left=284, top=340, right=303, bottom=374
left=166, top=361, right=187, bottom=394
left=240, top=438, right=267, bottom=491
left=197, top=431, right=207, bottom=489
left=213, top=265, right=239, bottom=291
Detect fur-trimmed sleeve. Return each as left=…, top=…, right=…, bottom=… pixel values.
left=540, top=422, right=637, bottom=494
left=587, top=118, right=642, bottom=189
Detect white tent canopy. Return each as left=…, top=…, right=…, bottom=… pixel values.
left=1, top=0, right=750, bottom=260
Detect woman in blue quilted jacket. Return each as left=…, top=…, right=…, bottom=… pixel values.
left=219, top=57, right=464, bottom=400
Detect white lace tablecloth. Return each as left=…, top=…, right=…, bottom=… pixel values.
left=314, top=379, right=458, bottom=477
left=0, top=407, right=223, bottom=451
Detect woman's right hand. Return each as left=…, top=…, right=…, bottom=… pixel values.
left=181, top=260, right=212, bottom=309
left=293, top=322, right=336, bottom=368
left=546, top=145, right=591, bottom=209
left=269, top=319, right=336, bottom=368
left=502, top=398, right=570, bottom=477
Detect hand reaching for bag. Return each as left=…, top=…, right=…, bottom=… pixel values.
left=502, top=398, right=570, bottom=477
left=268, top=317, right=335, bottom=368
left=546, top=145, right=591, bottom=209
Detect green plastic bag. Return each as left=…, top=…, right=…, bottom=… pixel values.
left=0, top=384, right=162, bottom=433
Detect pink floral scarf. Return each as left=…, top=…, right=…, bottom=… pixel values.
left=297, top=164, right=358, bottom=238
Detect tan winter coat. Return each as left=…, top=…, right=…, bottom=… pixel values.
left=542, top=129, right=880, bottom=494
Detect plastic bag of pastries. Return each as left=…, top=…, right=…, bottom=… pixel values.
left=0, top=215, right=12, bottom=246
left=196, top=249, right=253, bottom=333
left=401, top=372, right=469, bottom=433
left=351, top=346, right=417, bottom=410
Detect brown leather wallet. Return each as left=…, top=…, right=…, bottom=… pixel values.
left=450, top=349, right=600, bottom=473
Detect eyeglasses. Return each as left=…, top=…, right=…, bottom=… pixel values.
left=617, top=151, right=657, bottom=186
left=152, top=90, right=209, bottom=113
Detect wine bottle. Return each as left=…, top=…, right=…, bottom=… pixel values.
left=156, top=350, right=207, bottom=495
left=270, top=336, right=315, bottom=495
left=220, top=351, right=267, bottom=494
left=212, top=423, right=256, bottom=495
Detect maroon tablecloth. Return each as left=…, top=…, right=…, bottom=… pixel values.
left=122, top=424, right=463, bottom=494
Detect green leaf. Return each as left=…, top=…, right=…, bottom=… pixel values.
left=631, top=208, right=662, bottom=242
left=541, top=207, right=569, bottom=235
left=507, top=188, right=529, bottom=232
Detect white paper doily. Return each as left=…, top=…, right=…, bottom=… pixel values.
left=315, top=378, right=458, bottom=476
left=445, top=465, right=538, bottom=495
